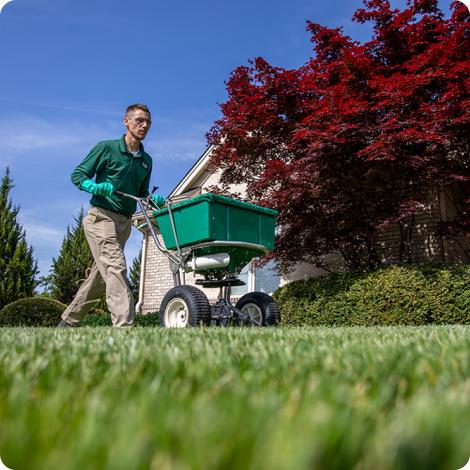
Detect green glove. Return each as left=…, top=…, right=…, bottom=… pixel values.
left=81, top=179, right=114, bottom=197
left=151, top=193, right=166, bottom=208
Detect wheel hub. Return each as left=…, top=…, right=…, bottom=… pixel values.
left=240, top=303, right=263, bottom=326
left=165, top=298, right=189, bottom=328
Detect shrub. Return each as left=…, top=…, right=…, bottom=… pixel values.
left=0, top=297, right=66, bottom=327
left=420, top=263, right=470, bottom=324
left=81, top=313, right=112, bottom=327
left=133, top=313, right=160, bottom=327
left=273, top=264, right=470, bottom=326
left=87, top=307, right=108, bottom=317
left=0, top=298, right=160, bottom=328
left=81, top=312, right=160, bottom=327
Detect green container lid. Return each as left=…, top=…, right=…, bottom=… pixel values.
left=154, top=193, right=278, bottom=253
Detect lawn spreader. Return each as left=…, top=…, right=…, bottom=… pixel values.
left=116, top=190, right=281, bottom=328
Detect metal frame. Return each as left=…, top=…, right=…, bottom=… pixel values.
left=118, top=191, right=268, bottom=285
left=117, top=191, right=268, bottom=326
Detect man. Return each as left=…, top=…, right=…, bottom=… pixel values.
left=58, top=103, right=164, bottom=327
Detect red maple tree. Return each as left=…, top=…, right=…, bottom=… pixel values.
left=207, top=0, right=470, bottom=272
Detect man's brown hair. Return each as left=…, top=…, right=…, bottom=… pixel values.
left=126, top=103, right=151, bottom=116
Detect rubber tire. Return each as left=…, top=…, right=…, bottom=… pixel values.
left=160, top=285, right=211, bottom=328
left=235, top=292, right=281, bottom=327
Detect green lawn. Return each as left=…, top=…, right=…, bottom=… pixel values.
left=0, top=326, right=469, bottom=470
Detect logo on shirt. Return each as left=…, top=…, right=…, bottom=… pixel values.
left=141, top=161, right=149, bottom=170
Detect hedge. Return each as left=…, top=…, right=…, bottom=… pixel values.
left=0, top=297, right=67, bottom=327
left=2, top=263, right=467, bottom=328
left=81, top=312, right=160, bottom=327
left=0, top=297, right=160, bottom=327
left=273, top=263, right=470, bottom=326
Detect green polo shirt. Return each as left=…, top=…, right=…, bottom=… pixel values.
left=71, top=136, right=153, bottom=216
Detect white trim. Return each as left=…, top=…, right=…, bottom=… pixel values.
left=135, top=231, right=148, bottom=314
left=170, top=145, right=215, bottom=197
left=247, top=261, right=256, bottom=292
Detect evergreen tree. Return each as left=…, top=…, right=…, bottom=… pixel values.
left=129, top=248, right=142, bottom=302
left=0, top=168, right=39, bottom=309
left=43, top=208, right=93, bottom=304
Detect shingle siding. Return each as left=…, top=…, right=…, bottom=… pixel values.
left=376, top=185, right=469, bottom=266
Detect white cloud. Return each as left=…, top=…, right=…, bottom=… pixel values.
left=0, top=96, right=122, bottom=118
left=21, top=207, right=144, bottom=278
left=0, top=116, right=118, bottom=159
left=0, top=113, right=211, bottom=164
left=19, top=199, right=79, bottom=276
left=21, top=198, right=87, bottom=221
left=0, top=112, right=212, bottom=276
left=20, top=220, right=64, bottom=277
left=24, top=222, right=63, bottom=245
left=148, top=135, right=208, bottom=163
left=146, top=121, right=210, bottom=163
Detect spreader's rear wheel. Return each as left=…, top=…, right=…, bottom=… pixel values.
left=160, top=285, right=211, bottom=328
left=235, top=292, right=281, bottom=326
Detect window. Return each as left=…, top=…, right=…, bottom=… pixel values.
left=231, top=263, right=250, bottom=296
left=231, top=260, right=281, bottom=297
left=254, top=260, right=280, bottom=294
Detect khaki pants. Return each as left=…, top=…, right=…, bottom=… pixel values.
left=61, top=206, right=135, bottom=327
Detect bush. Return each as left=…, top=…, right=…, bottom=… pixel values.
left=81, top=313, right=112, bottom=327
left=81, top=312, right=160, bottom=327
left=133, top=313, right=160, bottom=327
left=0, top=298, right=160, bottom=328
left=273, top=263, right=470, bottom=326
left=0, top=297, right=66, bottom=327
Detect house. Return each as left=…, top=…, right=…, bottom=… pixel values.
left=132, top=146, right=470, bottom=314
left=133, top=145, right=286, bottom=314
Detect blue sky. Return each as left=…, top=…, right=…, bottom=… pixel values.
left=0, top=0, right=452, bottom=279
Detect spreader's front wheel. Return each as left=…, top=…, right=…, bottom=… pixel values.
left=235, top=292, right=281, bottom=326
left=160, top=285, right=211, bottom=328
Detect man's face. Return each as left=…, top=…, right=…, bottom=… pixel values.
left=124, top=109, right=152, bottom=140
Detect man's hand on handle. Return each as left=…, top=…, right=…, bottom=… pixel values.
left=151, top=193, right=166, bottom=209
left=81, top=180, right=115, bottom=197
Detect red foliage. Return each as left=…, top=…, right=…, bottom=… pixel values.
left=207, top=1, right=470, bottom=272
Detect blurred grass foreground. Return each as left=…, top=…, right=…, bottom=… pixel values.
left=0, top=326, right=469, bottom=470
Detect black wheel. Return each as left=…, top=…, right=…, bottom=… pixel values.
left=235, top=292, right=281, bottom=326
left=160, top=285, right=211, bottom=328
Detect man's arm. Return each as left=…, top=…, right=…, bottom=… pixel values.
left=138, top=161, right=152, bottom=197
left=71, top=143, right=107, bottom=190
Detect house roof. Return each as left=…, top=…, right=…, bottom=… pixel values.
left=133, top=144, right=215, bottom=231
left=169, top=145, right=214, bottom=197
